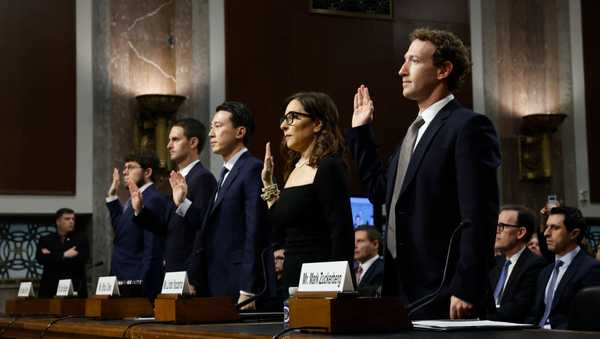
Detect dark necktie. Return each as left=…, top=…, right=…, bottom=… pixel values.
left=539, top=259, right=564, bottom=327
left=356, top=266, right=364, bottom=285
left=493, top=260, right=512, bottom=305
left=387, top=115, right=425, bottom=258
left=214, top=167, right=229, bottom=201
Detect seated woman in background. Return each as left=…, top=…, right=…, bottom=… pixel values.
left=261, top=92, right=355, bottom=294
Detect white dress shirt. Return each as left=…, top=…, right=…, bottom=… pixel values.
left=543, top=246, right=581, bottom=329
left=495, top=245, right=526, bottom=307
left=414, top=94, right=454, bottom=150
left=174, top=160, right=201, bottom=217
left=357, top=255, right=380, bottom=284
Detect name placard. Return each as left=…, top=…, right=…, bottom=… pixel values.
left=298, top=261, right=354, bottom=292
left=17, top=281, right=35, bottom=298
left=95, top=276, right=120, bottom=296
left=161, top=271, right=191, bottom=295
left=56, top=279, right=74, bottom=297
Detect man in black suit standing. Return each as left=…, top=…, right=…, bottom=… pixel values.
left=36, top=208, right=89, bottom=298
left=527, top=206, right=600, bottom=329
left=347, top=28, right=501, bottom=319
left=133, top=118, right=217, bottom=273
left=172, top=102, right=271, bottom=310
left=489, top=205, right=546, bottom=322
left=354, top=225, right=384, bottom=296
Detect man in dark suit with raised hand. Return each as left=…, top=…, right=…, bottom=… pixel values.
left=489, top=205, right=546, bottom=322
left=347, top=28, right=501, bottom=319
left=133, top=118, right=217, bottom=273
left=354, top=225, right=384, bottom=296
left=106, top=152, right=167, bottom=300
left=527, top=206, right=600, bottom=329
left=172, top=102, right=271, bottom=310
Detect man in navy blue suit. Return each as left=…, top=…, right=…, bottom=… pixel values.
left=106, top=152, right=167, bottom=300
left=172, top=101, right=270, bottom=310
left=527, top=206, right=600, bottom=329
left=354, top=225, right=384, bottom=296
left=489, top=205, right=546, bottom=323
left=133, top=118, right=217, bottom=273
left=347, top=28, right=501, bottom=319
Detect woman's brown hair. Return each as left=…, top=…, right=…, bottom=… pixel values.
left=281, top=92, right=346, bottom=181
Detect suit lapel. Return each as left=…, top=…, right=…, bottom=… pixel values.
left=551, top=251, right=583, bottom=311
left=358, top=258, right=380, bottom=288
left=501, top=249, right=530, bottom=302
left=210, top=152, right=248, bottom=214
left=489, top=256, right=503, bottom=288
left=399, top=101, right=456, bottom=196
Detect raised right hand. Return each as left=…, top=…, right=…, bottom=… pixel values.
left=261, top=142, right=274, bottom=187
left=63, top=246, right=78, bottom=258
left=352, top=84, right=375, bottom=127
left=107, top=168, right=120, bottom=197
left=169, top=171, right=188, bottom=207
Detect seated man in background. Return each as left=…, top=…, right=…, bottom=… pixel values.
left=354, top=225, right=384, bottom=296
left=489, top=205, right=546, bottom=322
left=527, top=206, right=600, bottom=329
left=36, top=208, right=89, bottom=298
left=106, top=152, right=167, bottom=300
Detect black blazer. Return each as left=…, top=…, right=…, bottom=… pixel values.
left=36, top=231, right=89, bottom=298
left=187, top=152, right=272, bottom=299
left=347, top=99, right=501, bottom=318
left=357, top=257, right=384, bottom=296
left=135, top=161, right=216, bottom=272
left=488, top=248, right=547, bottom=322
left=526, top=249, right=600, bottom=329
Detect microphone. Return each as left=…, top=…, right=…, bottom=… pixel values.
left=235, top=243, right=277, bottom=311
left=407, top=219, right=471, bottom=317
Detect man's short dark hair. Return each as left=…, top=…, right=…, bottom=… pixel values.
left=216, top=101, right=255, bottom=147
left=549, top=206, right=587, bottom=243
left=409, top=28, right=471, bottom=92
left=500, top=205, right=536, bottom=242
left=172, top=118, right=207, bottom=154
left=355, top=225, right=382, bottom=246
left=55, top=208, right=74, bottom=221
left=124, top=151, right=160, bottom=181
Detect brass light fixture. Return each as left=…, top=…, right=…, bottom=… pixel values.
left=518, top=113, right=567, bottom=180
left=134, top=94, right=186, bottom=171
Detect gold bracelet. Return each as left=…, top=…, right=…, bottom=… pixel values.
left=261, top=183, right=280, bottom=202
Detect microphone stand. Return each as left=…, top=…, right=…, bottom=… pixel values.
left=407, top=220, right=471, bottom=317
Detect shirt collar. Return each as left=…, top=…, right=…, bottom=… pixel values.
left=555, top=245, right=580, bottom=266
left=359, top=254, right=380, bottom=273
left=179, top=160, right=200, bottom=178
left=223, top=148, right=248, bottom=171
left=138, top=182, right=153, bottom=194
left=419, top=94, right=454, bottom=124
left=506, top=245, right=527, bottom=265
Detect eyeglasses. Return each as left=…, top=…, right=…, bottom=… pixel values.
left=279, top=111, right=313, bottom=126
left=123, top=164, right=142, bottom=171
left=496, top=222, right=521, bottom=233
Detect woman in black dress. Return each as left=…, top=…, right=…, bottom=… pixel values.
left=261, top=92, right=354, bottom=293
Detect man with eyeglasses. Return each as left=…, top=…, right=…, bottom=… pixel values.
left=489, top=205, right=546, bottom=323
left=106, top=151, right=167, bottom=300
left=526, top=206, right=600, bottom=329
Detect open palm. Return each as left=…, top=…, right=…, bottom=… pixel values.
left=352, top=85, right=375, bottom=127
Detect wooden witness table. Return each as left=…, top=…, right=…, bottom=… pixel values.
left=2, top=317, right=600, bottom=339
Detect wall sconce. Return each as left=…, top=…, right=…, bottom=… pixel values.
left=134, top=94, right=186, bottom=171
left=518, top=113, right=567, bottom=180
